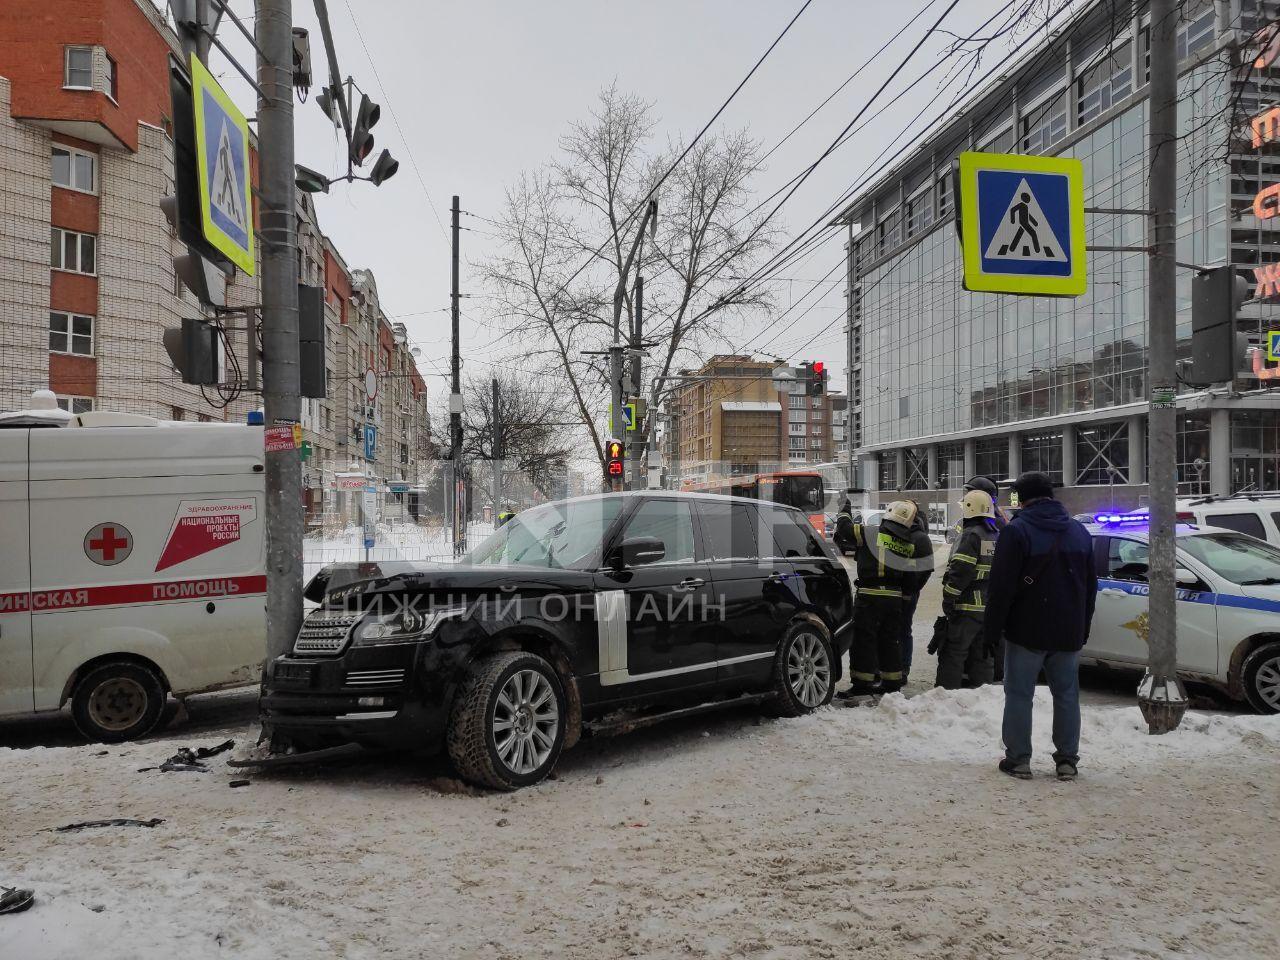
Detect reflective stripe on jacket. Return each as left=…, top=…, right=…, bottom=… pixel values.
left=941, top=518, right=998, bottom=616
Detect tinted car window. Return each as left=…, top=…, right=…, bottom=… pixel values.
left=762, top=506, right=825, bottom=558
left=621, top=499, right=696, bottom=564
left=697, top=501, right=760, bottom=560
left=1207, top=512, right=1266, bottom=539
left=1106, top=537, right=1149, bottom=582
left=466, top=497, right=623, bottom=570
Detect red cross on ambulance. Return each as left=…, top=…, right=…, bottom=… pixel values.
left=84, top=523, right=133, bottom=566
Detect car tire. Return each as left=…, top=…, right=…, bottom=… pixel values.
left=70, top=661, right=167, bottom=743
left=770, top=621, right=836, bottom=717
left=1241, top=641, right=1280, bottom=715
left=447, top=651, right=566, bottom=791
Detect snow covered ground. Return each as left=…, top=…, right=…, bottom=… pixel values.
left=3, top=686, right=1278, bottom=960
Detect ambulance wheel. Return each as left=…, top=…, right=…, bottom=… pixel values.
left=71, top=661, right=167, bottom=743
left=1241, top=641, right=1280, bottom=715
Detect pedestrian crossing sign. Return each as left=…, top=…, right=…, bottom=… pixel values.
left=957, top=151, right=1085, bottom=296
left=190, top=54, right=255, bottom=276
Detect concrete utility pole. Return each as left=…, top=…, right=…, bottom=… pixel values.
left=450, top=195, right=464, bottom=554
left=1139, top=0, right=1187, bottom=734
left=253, top=0, right=304, bottom=663
left=630, top=273, right=645, bottom=490
left=491, top=377, right=502, bottom=515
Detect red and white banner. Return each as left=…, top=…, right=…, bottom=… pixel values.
left=156, top=499, right=258, bottom=572
left=333, top=475, right=368, bottom=490
left=0, top=575, right=267, bottom=614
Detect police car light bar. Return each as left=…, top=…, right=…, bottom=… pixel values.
left=1094, top=510, right=1150, bottom=524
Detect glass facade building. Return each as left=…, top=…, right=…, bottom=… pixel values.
left=842, top=0, right=1280, bottom=513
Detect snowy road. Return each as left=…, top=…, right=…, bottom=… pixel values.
left=3, top=685, right=1278, bottom=960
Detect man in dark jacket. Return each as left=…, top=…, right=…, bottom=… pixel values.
left=984, top=471, right=1097, bottom=781
left=899, top=504, right=935, bottom=676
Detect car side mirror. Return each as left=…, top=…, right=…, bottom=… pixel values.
left=1175, top=567, right=1200, bottom=589
left=609, top=536, right=665, bottom=568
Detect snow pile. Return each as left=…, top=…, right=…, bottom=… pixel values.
left=796, top=684, right=1280, bottom=765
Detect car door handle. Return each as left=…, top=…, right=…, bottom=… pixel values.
left=1100, top=588, right=1126, bottom=597
left=768, top=572, right=789, bottom=582
left=674, top=577, right=705, bottom=592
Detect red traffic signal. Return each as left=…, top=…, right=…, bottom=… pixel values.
left=605, top=439, right=625, bottom=479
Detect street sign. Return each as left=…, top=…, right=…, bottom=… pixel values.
left=1267, top=330, right=1280, bottom=361
left=362, top=484, right=377, bottom=552
left=363, top=424, right=376, bottom=460
left=956, top=151, right=1086, bottom=296
left=365, top=368, right=378, bottom=401
left=608, top=403, right=639, bottom=433
left=189, top=55, right=254, bottom=275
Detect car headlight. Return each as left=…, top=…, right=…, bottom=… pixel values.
left=351, top=604, right=466, bottom=645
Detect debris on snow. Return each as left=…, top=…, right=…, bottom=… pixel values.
left=138, top=739, right=236, bottom=774
left=52, top=818, right=164, bottom=833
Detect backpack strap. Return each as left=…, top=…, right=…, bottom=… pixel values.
left=1021, top=530, right=1066, bottom=587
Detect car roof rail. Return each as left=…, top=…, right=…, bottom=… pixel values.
left=1184, top=490, right=1280, bottom=506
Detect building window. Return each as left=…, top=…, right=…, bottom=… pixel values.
left=1076, top=41, right=1133, bottom=126
left=876, top=207, right=902, bottom=258
left=1175, top=412, right=1210, bottom=496
left=56, top=396, right=93, bottom=414
left=1020, top=430, right=1064, bottom=486
left=936, top=441, right=965, bottom=490
left=1075, top=421, right=1129, bottom=485
left=936, top=173, right=952, bottom=220
left=51, top=227, right=96, bottom=275
left=879, top=454, right=898, bottom=492
left=1020, top=91, right=1068, bottom=154
left=1176, top=9, right=1215, bottom=62
left=905, top=186, right=933, bottom=239
left=106, top=54, right=118, bottom=101
left=904, top=448, right=928, bottom=489
left=789, top=437, right=805, bottom=451
left=1230, top=410, right=1280, bottom=494
left=788, top=395, right=806, bottom=409
left=974, top=436, right=1008, bottom=481
left=809, top=438, right=822, bottom=450
left=64, top=46, right=93, bottom=89
left=52, top=146, right=97, bottom=193
left=49, top=312, right=93, bottom=356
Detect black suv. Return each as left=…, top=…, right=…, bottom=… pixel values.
left=263, top=492, right=854, bottom=790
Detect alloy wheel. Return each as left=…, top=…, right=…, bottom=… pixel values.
left=786, top=632, right=831, bottom=708
left=1255, top=655, right=1280, bottom=711
left=87, top=677, right=148, bottom=732
left=492, top=669, right=560, bottom=775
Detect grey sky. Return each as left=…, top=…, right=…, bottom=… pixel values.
left=203, top=0, right=1030, bottom=399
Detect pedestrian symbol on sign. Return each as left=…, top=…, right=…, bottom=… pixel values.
left=211, top=123, right=247, bottom=233
left=985, top=181, right=1062, bottom=262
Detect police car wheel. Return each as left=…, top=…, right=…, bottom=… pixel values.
left=71, top=661, right=167, bottom=743
left=1241, top=641, right=1280, bottom=715
left=770, top=622, right=835, bottom=717
left=447, top=651, right=566, bottom=791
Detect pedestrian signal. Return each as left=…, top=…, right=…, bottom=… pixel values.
left=605, top=439, right=625, bottom=480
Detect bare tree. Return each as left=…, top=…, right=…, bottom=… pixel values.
left=483, top=85, right=775, bottom=469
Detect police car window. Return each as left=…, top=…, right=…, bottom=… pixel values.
left=621, top=499, right=696, bottom=564
left=1207, top=512, right=1266, bottom=540
left=465, top=498, right=622, bottom=570
left=1106, top=538, right=1149, bottom=582
left=1179, top=532, right=1280, bottom=585
left=697, top=501, right=760, bottom=561
left=764, top=506, right=825, bottom=558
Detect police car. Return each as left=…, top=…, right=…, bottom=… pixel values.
left=1084, top=511, right=1280, bottom=713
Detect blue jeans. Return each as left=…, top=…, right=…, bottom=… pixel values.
left=1002, top=640, right=1080, bottom=766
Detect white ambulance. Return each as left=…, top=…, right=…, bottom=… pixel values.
left=0, top=393, right=267, bottom=741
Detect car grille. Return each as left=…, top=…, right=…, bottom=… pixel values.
left=344, top=668, right=406, bottom=687
left=293, top=612, right=358, bottom=655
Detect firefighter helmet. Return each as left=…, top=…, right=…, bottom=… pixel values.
left=960, top=489, right=995, bottom=519
left=883, top=500, right=918, bottom=528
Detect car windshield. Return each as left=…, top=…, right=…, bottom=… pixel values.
left=1179, top=532, right=1280, bottom=585
left=463, top=498, right=623, bottom=570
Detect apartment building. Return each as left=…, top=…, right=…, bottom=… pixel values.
left=0, top=0, right=429, bottom=520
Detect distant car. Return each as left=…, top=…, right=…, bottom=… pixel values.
left=262, top=492, right=855, bottom=789
left=1083, top=515, right=1280, bottom=713
left=1176, top=493, right=1280, bottom=547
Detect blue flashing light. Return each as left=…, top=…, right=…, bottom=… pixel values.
left=246, top=410, right=264, bottom=425
left=1094, top=510, right=1150, bottom=525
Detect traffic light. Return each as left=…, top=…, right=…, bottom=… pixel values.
left=350, top=93, right=380, bottom=167
left=299, top=284, right=327, bottom=399
left=605, top=439, right=625, bottom=481
left=163, top=318, right=220, bottom=385
left=1190, top=265, right=1252, bottom=385
left=802, top=361, right=827, bottom=396
left=369, top=148, right=399, bottom=186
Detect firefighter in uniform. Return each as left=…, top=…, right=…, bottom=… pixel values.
left=834, top=499, right=921, bottom=696
left=935, top=489, right=999, bottom=689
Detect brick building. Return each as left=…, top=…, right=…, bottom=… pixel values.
left=0, top=0, right=430, bottom=520
left=666, top=354, right=842, bottom=482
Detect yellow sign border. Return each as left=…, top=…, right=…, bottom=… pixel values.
left=1268, top=330, right=1280, bottom=362
left=957, top=151, right=1086, bottom=297
left=190, top=54, right=255, bottom=276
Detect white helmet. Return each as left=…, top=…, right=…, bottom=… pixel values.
left=960, top=489, right=995, bottom=520
left=883, top=500, right=918, bottom=528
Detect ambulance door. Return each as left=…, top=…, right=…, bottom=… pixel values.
left=0, top=430, right=33, bottom=716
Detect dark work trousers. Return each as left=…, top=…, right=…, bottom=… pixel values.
left=900, top=591, right=921, bottom=675
left=849, top=593, right=905, bottom=692
left=935, top=614, right=994, bottom=689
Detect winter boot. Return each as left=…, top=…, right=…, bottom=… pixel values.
left=998, top=758, right=1032, bottom=780
left=1055, top=760, right=1078, bottom=781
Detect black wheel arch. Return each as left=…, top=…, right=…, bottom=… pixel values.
left=1228, top=633, right=1280, bottom=701
left=466, top=623, right=583, bottom=749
